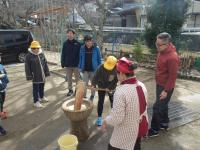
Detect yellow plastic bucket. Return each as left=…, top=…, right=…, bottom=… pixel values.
left=58, top=134, right=78, bottom=150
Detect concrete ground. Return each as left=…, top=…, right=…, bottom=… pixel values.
left=0, top=63, right=200, bottom=150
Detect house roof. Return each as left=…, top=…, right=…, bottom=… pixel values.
left=111, top=3, right=145, bottom=15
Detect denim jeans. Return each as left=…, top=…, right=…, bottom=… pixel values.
left=151, top=84, right=174, bottom=131
left=33, top=83, right=45, bottom=103
left=81, top=71, right=95, bottom=97
left=0, top=92, right=5, bottom=112
left=98, top=90, right=113, bottom=117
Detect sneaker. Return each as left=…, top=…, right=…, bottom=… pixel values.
left=95, top=117, right=103, bottom=126
left=160, top=124, right=169, bottom=131
left=0, top=111, right=7, bottom=119
left=40, top=97, right=49, bottom=103
left=89, top=95, right=94, bottom=101
left=34, top=101, right=44, bottom=108
left=0, top=126, right=7, bottom=136
left=148, top=129, right=159, bottom=138
left=67, top=90, right=73, bottom=97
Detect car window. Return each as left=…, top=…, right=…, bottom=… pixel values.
left=0, top=35, right=4, bottom=45
left=3, top=34, right=14, bottom=44
left=15, top=33, right=28, bottom=42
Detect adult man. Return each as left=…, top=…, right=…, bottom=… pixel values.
left=61, top=29, right=81, bottom=96
left=78, top=35, right=102, bottom=101
left=148, top=32, right=179, bottom=137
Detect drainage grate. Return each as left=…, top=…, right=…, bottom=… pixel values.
left=148, top=101, right=200, bottom=129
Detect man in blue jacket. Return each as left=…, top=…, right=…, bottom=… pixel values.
left=79, top=35, right=102, bottom=101
left=61, top=29, right=81, bottom=96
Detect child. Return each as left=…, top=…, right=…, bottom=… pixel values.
left=25, top=41, right=50, bottom=108
left=78, top=35, right=102, bottom=101
left=91, top=55, right=118, bottom=126
left=0, top=63, right=9, bottom=119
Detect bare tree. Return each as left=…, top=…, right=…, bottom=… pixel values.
left=0, top=0, right=16, bottom=28
left=70, top=0, right=109, bottom=51
left=0, top=0, right=37, bottom=28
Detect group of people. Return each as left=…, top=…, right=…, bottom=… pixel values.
left=60, top=30, right=179, bottom=150
left=3, top=30, right=180, bottom=150
left=102, top=32, right=179, bottom=150
left=23, top=29, right=118, bottom=128
left=60, top=29, right=118, bottom=126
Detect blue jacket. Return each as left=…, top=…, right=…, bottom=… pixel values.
left=61, top=39, right=81, bottom=67
left=79, top=45, right=102, bottom=72
left=0, top=64, right=9, bottom=92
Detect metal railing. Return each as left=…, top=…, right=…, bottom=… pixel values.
left=78, top=25, right=200, bottom=33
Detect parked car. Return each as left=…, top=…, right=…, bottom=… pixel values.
left=0, top=29, right=33, bottom=64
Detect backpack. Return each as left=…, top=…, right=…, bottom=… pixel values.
left=136, top=85, right=149, bottom=138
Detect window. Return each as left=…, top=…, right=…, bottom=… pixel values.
left=0, top=35, right=4, bottom=45
left=15, top=33, right=28, bottom=42
left=3, top=34, right=14, bottom=44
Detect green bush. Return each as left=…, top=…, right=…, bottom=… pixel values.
left=133, top=40, right=144, bottom=62
left=144, top=0, right=191, bottom=53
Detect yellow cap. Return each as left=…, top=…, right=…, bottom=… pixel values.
left=30, top=41, right=41, bottom=49
left=103, top=56, right=117, bottom=70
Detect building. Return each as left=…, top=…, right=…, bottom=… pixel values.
left=107, top=0, right=200, bottom=28
left=186, top=0, right=200, bottom=27
left=107, top=0, right=146, bottom=27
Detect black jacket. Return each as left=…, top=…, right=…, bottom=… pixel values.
left=61, top=39, right=81, bottom=68
left=92, top=64, right=118, bottom=90
left=25, top=49, right=50, bottom=83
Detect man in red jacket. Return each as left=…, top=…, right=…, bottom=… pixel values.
left=148, top=32, right=179, bottom=137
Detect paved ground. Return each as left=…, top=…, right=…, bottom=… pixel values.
left=0, top=63, right=200, bottom=150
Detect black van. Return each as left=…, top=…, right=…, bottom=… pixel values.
left=0, top=29, right=33, bottom=64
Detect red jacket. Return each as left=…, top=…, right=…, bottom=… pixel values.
left=156, top=43, right=179, bottom=92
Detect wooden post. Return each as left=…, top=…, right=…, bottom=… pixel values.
left=74, top=81, right=86, bottom=111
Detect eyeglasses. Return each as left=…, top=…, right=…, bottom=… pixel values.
left=155, top=42, right=168, bottom=47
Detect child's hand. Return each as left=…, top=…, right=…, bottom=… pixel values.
left=101, top=120, right=107, bottom=132
left=90, top=85, right=96, bottom=92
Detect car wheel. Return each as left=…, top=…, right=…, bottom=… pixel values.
left=18, top=53, right=26, bottom=63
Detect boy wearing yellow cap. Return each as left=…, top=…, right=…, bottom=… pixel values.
left=25, top=41, right=50, bottom=108
left=91, top=55, right=118, bottom=126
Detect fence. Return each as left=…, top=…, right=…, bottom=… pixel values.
left=104, top=48, right=200, bottom=79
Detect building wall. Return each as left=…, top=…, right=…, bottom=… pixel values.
left=185, top=0, right=200, bottom=27
left=187, top=15, right=200, bottom=27
left=126, top=15, right=137, bottom=27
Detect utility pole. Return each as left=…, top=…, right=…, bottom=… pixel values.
left=72, top=0, right=75, bottom=28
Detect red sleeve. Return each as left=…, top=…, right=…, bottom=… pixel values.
left=164, top=58, right=179, bottom=91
